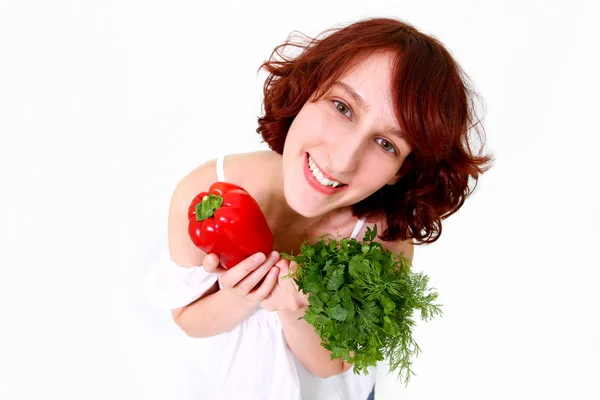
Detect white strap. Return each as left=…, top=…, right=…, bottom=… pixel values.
left=350, top=217, right=367, bottom=240
left=216, top=154, right=226, bottom=181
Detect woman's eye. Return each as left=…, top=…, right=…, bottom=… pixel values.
left=333, top=101, right=352, bottom=118
left=375, top=138, right=396, bottom=153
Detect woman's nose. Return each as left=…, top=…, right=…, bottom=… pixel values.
left=327, top=136, right=364, bottom=175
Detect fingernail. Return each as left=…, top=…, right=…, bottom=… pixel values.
left=254, top=253, right=266, bottom=262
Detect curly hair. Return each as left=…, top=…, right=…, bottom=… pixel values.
left=256, top=17, right=493, bottom=244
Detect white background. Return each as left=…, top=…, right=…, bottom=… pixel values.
left=1, top=1, right=599, bottom=399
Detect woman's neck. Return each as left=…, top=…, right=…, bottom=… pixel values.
left=257, top=150, right=356, bottom=235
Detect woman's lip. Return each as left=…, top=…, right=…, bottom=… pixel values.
left=307, top=153, right=346, bottom=185
left=303, top=153, right=347, bottom=195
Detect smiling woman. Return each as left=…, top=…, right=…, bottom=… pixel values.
left=259, top=20, right=492, bottom=242
left=144, top=16, right=492, bottom=400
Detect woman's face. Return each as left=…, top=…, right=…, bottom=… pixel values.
left=282, top=51, right=412, bottom=218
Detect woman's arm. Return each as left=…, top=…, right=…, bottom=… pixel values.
left=277, top=307, right=351, bottom=378
left=167, top=160, right=250, bottom=337
left=172, top=282, right=258, bottom=338
left=261, top=259, right=350, bottom=378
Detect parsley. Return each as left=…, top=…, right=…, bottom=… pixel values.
left=281, top=225, right=442, bottom=386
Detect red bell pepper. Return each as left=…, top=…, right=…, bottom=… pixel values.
left=188, top=182, right=274, bottom=269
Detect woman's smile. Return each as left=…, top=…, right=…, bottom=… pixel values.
left=302, top=152, right=348, bottom=195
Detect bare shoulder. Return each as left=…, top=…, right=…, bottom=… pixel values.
left=167, top=157, right=220, bottom=267
left=385, top=236, right=414, bottom=264
left=221, top=150, right=280, bottom=187
left=167, top=151, right=278, bottom=266
left=364, top=218, right=414, bottom=264
left=220, top=150, right=281, bottom=205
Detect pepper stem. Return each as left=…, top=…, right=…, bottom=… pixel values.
left=195, top=194, right=224, bottom=221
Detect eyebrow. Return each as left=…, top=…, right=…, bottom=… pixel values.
left=333, top=81, right=369, bottom=112
left=384, top=125, right=405, bottom=140
left=332, top=81, right=405, bottom=140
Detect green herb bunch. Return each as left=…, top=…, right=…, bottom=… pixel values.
left=281, top=225, right=442, bottom=386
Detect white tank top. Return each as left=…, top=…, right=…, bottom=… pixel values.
left=144, top=154, right=374, bottom=400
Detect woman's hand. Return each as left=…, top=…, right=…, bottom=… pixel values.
left=261, top=258, right=309, bottom=312
left=202, top=251, right=281, bottom=306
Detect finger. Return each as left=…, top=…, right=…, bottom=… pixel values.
left=235, top=251, right=280, bottom=294
left=275, top=258, right=289, bottom=273
left=219, top=252, right=268, bottom=289
left=249, top=266, right=280, bottom=302
left=202, top=254, right=223, bottom=274
left=201, top=253, right=217, bottom=270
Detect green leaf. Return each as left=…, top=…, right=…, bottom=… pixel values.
left=359, top=301, right=380, bottom=325
left=326, top=266, right=345, bottom=291
left=372, top=259, right=382, bottom=275
left=348, top=257, right=367, bottom=279
left=379, top=293, right=396, bottom=315
left=328, top=305, right=351, bottom=322
left=304, top=280, right=322, bottom=294
left=308, top=294, right=324, bottom=314
left=304, top=246, right=315, bottom=258
left=322, top=259, right=335, bottom=272
left=327, top=293, right=341, bottom=307
left=362, top=225, right=377, bottom=242
left=342, top=298, right=356, bottom=321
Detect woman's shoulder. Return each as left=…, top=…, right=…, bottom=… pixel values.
left=167, top=150, right=278, bottom=266
left=175, top=150, right=278, bottom=191
left=362, top=217, right=415, bottom=263
left=221, top=150, right=280, bottom=186
left=218, top=151, right=281, bottom=206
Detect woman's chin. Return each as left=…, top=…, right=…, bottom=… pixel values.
left=284, top=190, right=323, bottom=219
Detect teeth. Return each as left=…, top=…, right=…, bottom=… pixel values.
left=308, top=155, right=344, bottom=187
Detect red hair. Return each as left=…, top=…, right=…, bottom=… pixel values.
left=257, top=17, right=493, bottom=244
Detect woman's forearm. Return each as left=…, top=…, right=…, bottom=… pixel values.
left=172, top=283, right=258, bottom=338
left=277, top=307, right=350, bottom=378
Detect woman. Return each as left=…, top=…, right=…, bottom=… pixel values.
left=145, top=17, right=492, bottom=400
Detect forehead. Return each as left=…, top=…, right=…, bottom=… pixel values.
left=340, top=51, right=395, bottom=83
left=332, top=52, right=395, bottom=107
